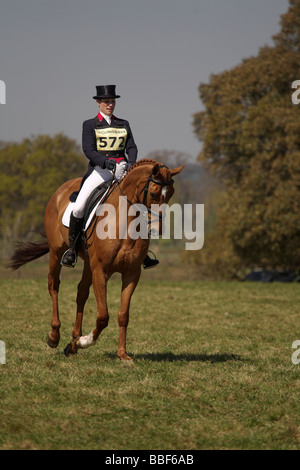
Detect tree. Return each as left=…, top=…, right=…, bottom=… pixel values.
left=192, top=0, right=300, bottom=274
left=0, top=133, right=86, bottom=252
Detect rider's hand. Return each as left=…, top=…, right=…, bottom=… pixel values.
left=104, top=159, right=117, bottom=171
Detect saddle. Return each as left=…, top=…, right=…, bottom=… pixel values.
left=82, top=181, right=111, bottom=228
left=62, top=181, right=113, bottom=231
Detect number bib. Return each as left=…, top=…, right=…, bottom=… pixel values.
left=95, top=127, right=127, bottom=152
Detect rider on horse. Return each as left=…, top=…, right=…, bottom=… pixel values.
left=61, top=85, right=159, bottom=270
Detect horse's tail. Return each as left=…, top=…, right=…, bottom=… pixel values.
left=7, top=238, right=49, bottom=271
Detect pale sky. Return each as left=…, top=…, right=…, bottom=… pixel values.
left=0, top=0, right=289, bottom=160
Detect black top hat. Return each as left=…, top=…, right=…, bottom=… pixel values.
left=93, top=85, right=120, bottom=100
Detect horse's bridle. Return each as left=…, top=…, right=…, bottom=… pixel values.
left=118, top=165, right=174, bottom=222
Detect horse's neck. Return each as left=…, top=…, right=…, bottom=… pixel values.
left=109, top=164, right=153, bottom=246
left=117, top=163, right=153, bottom=202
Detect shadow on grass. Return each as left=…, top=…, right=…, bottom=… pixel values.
left=134, top=352, right=245, bottom=363
left=105, top=352, right=245, bottom=363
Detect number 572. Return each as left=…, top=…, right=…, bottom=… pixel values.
left=99, top=136, right=125, bottom=149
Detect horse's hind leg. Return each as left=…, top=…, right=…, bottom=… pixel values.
left=46, top=249, right=63, bottom=348
left=64, top=258, right=92, bottom=356
left=117, top=268, right=141, bottom=361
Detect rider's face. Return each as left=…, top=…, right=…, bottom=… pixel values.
left=97, top=99, right=116, bottom=116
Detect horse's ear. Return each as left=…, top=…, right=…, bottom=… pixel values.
left=170, top=165, right=185, bottom=177
left=152, top=163, right=160, bottom=176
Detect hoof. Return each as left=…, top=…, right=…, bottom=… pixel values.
left=46, top=333, right=59, bottom=349
left=118, top=352, right=134, bottom=363
left=64, top=342, right=78, bottom=357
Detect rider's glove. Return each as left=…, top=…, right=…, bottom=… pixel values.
left=104, top=159, right=117, bottom=171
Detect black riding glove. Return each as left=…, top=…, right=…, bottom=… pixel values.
left=104, top=159, right=117, bottom=171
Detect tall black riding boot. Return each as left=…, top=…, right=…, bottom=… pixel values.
left=61, top=213, right=84, bottom=268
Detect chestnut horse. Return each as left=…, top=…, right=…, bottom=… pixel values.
left=9, top=159, right=184, bottom=361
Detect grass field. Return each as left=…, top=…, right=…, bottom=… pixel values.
left=0, top=263, right=300, bottom=450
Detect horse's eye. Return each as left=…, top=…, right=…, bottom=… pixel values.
left=150, top=192, right=156, bottom=198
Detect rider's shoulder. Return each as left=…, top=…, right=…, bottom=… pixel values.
left=82, top=117, right=96, bottom=128
left=112, top=116, right=131, bottom=128
left=112, top=115, right=129, bottom=124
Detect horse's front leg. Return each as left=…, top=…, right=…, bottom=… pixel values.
left=75, top=266, right=109, bottom=350
left=117, top=268, right=141, bottom=362
left=64, top=258, right=93, bottom=356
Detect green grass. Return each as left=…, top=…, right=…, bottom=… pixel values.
left=0, top=276, right=300, bottom=450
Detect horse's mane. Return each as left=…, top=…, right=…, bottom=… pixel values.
left=119, top=158, right=161, bottom=184
left=127, top=158, right=159, bottom=174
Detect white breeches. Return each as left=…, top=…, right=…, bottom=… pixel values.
left=72, top=161, right=128, bottom=218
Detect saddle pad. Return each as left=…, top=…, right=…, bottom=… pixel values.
left=62, top=185, right=110, bottom=231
